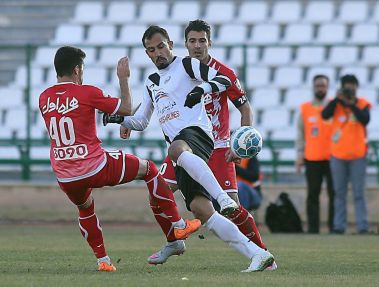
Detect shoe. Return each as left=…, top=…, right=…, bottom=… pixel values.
left=147, top=240, right=186, bottom=265
left=217, top=194, right=238, bottom=216
left=264, top=260, right=278, bottom=271
left=173, top=219, right=201, bottom=240
left=241, top=250, right=274, bottom=272
left=97, top=256, right=116, bottom=272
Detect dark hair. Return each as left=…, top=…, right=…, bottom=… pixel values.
left=313, top=74, right=329, bottom=83
left=340, top=74, right=359, bottom=86
left=185, top=19, right=211, bottom=41
left=54, top=46, right=85, bottom=77
left=142, top=25, right=170, bottom=48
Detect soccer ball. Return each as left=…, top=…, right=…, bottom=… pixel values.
left=230, top=126, right=263, bottom=158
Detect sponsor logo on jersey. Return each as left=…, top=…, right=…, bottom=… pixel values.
left=153, top=90, right=169, bottom=103
left=159, top=111, right=180, bottom=124
left=42, top=96, right=79, bottom=115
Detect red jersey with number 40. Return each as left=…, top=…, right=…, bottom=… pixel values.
left=39, top=82, right=120, bottom=182
left=205, top=57, right=247, bottom=148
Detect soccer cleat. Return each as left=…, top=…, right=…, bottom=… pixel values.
left=217, top=194, right=239, bottom=216
left=173, top=219, right=201, bottom=240
left=241, top=250, right=274, bottom=272
left=265, top=260, right=278, bottom=271
left=97, top=256, right=117, bottom=272
left=147, top=240, right=186, bottom=265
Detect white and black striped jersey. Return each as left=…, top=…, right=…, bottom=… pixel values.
left=122, top=56, right=231, bottom=142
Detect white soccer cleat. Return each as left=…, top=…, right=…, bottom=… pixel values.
left=265, top=260, right=278, bottom=271
left=217, top=194, right=238, bottom=216
left=241, top=250, right=275, bottom=272
left=147, top=240, right=186, bottom=265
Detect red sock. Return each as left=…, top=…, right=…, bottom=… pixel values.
left=229, top=206, right=267, bottom=249
left=150, top=204, right=177, bottom=242
left=144, top=161, right=181, bottom=223
left=78, top=200, right=107, bottom=258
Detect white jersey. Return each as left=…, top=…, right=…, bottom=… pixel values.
left=123, top=56, right=231, bottom=142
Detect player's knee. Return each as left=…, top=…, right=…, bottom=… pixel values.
left=77, top=195, right=93, bottom=209
left=168, top=140, right=192, bottom=163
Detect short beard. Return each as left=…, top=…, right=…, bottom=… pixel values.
left=315, top=92, right=326, bottom=100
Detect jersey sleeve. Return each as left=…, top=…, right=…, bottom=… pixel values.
left=86, top=85, right=121, bottom=115
left=224, top=70, right=248, bottom=108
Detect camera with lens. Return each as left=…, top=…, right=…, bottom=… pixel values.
left=102, top=113, right=124, bottom=126
left=341, top=88, right=355, bottom=101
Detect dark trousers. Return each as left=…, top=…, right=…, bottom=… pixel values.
left=305, top=160, right=334, bottom=233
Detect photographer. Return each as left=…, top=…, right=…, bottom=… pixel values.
left=321, top=74, right=371, bottom=234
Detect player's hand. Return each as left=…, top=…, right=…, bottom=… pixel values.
left=120, top=125, right=131, bottom=139
left=184, top=86, right=204, bottom=108
left=225, top=148, right=241, bottom=164
left=295, top=157, right=304, bottom=174
left=117, top=56, right=131, bottom=79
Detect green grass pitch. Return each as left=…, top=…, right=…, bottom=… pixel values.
left=0, top=224, right=378, bottom=287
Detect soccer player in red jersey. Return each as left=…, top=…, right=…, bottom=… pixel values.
left=146, top=20, right=277, bottom=270
left=39, top=46, right=201, bottom=272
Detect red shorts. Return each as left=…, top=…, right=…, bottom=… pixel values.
left=160, top=147, right=237, bottom=192
left=58, top=150, right=140, bottom=205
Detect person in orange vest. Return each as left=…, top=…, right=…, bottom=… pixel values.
left=296, top=74, right=334, bottom=233
left=235, top=156, right=263, bottom=211
left=322, top=74, right=371, bottom=234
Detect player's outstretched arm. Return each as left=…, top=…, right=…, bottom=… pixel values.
left=116, top=56, right=132, bottom=116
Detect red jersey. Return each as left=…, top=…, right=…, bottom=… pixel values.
left=205, top=57, right=247, bottom=148
left=39, top=82, right=120, bottom=182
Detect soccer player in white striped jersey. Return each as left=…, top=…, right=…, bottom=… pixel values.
left=105, top=25, right=274, bottom=272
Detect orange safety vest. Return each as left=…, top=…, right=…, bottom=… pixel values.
left=330, top=97, right=371, bottom=160
left=300, top=101, right=333, bottom=161
left=236, top=159, right=262, bottom=188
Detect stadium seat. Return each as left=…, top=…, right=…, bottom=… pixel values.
left=251, top=88, right=280, bottom=109
left=51, top=24, right=84, bottom=45
left=138, top=1, right=169, bottom=23
left=30, top=147, right=50, bottom=159
left=119, top=24, right=147, bottom=45
left=130, top=47, right=155, bottom=68
left=0, top=147, right=20, bottom=159
left=98, top=47, right=128, bottom=67
left=106, top=1, right=136, bottom=24
left=316, top=24, right=346, bottom=44
left=328, top=47, right=358, bottom=66
left=283, top=24, right=313, bottom=44
left=13, top=66, right=44, bottom=88
left=235, top=1, right=268, bottom=24
left=73, top=2, right=104, bottom=24
left=4, top=107, right=27, bottom=138
left=295, top=47, right=325, bottom=66
left=285, top=88, right=313, bottom=109
left=110, top=66, right=141, bottom=88
left=278, top=148, right=297, bottom=161
left=86, top=24, right=116, bottom=45
left=371, top=1, right=379, bottom=23
left=173, top=47, right=188, bottom=58
left=271, top=129, right=297, bottom=140
left=204, top=1, right=234, bottom=24
left=339, top=66, right=369, bottom=86
left=307, top=66, right=336, bottom=85
left=228, top=47, right=259, bottom=67
left=368, top=108, right=379, bottom=129
left=261, top=47, right=292, bottom=66
left=350, top=24, right=378, bottom=44
left=229, top=107, right=241, bottom=131
left=246, top=67, right=270, bottom=88
left=171, top=1, right=200, bottom=24
left=162, top=24, right=182, bottom=43
left=82, top=67, right=108, bottom=86
left=261, top=108, right=290, bottom=130
left=250, top=24, right=280, bottom=45
left=304, top=1, right=334, bottom=24
left=274, top=67, right=303, bottom=88
left=0, top=88, right=24, bottom=109
left=33, top=47, right=57, bottom=67
left=337, top=1, right=368, bottom=23
left=362, top=46, right=379, bottom=66
left=216, top=24, right=247, bottom=45
left=209, top=47, right=227, bottom=63
left=257, top=147, right=272, bottom=161
left=370, top=68, right=379, bottom=87
left=270, top=1, right=301, bottom=23
left=358, top=87, right=377, bottom=104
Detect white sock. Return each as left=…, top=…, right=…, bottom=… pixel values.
left=205, top=212, right=263, bottom=259
left=176, top=151, right=227, bottom=200
left=172, top=218, right=186, bottom=229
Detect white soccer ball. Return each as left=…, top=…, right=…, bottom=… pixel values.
left=230, top=126, right=263, bottom=158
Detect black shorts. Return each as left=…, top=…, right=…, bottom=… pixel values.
left=173, top=126, right=214, bottom=211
